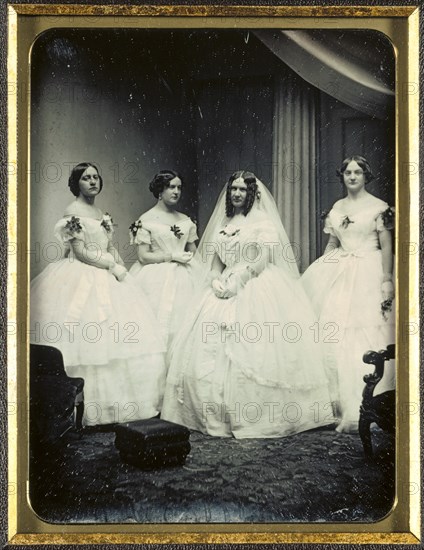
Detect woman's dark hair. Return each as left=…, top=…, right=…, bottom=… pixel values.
left=149, top=170, right=182, bottom=199
left=68, top=162, right=103, bottom=197
left=225, top=170, right=258, bottom=217
left=337, top=155, right=374, bottom=184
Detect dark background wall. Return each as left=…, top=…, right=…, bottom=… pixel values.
left=30, top=29, right=282, bottom=276
left=30, top=28, right=395, bottom=276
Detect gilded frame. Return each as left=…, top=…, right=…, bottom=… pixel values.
left=6, top=3, right=421, bottom=545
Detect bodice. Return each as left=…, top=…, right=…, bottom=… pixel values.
left=216, top=219, right=279, bottom=272
left=130, top=217, right=198, bottom=254
left=325, top=201, right=389, bottom=255
left=54, top=214, right=114, bottom=254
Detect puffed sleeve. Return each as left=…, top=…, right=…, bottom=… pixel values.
left=249, top=221, right=280, bottom=272
left=54, top=216, right=85, bottom=245
left=187, top=220, right=199, bottom=243
left=323, top=212, right=335, bottom=236
left=376, top=204, right=394, bottom=232
left=129, top=219, right=151, bottom=245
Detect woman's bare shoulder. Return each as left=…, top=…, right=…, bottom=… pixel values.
left=331, top=198, right=345, bottom=211
left=63, top=202, right=79, bottom=216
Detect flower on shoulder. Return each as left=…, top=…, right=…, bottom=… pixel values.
left=381, top=206, right=395, bottom=231
left=381, top=298, right=393, bottom=321
left=219, top=224, right=240, bottom=237
left=101, top=212, right=115, bottom=233
left=129, top=219, right=143, bottom=238
left=170, top=225, right=184, bottom=239
left=64, top=216, right=83, bottom=234
left=340, top=215, right=354, bottom=229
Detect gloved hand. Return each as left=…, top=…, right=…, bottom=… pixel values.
left=381, top=280, right=394, bottom=301
left=110, top=262, right=128, bottom=282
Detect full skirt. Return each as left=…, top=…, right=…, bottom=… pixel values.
left=162, top=265, right=333, bottom=438
left=30, top=259, right=167, bottom=425
left=301, top=248, right=395, bottom=433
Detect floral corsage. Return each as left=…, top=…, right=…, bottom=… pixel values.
left=64, top=216, right=83, bottom=235
left=219, top=224, right=240, bottom=237
left=340, top=215, right=354, bottom=229
left=170, top=225, right=184, bottom=239
left=381, top=298, right=393, bottom=321
left=101, top=213, right=115, bottom=234
left=129, top=219, right=143, bottom=239
left=381, top=206, right=395, bottom=231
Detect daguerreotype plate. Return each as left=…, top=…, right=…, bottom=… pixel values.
left=6, top=2, right=420, bottom=546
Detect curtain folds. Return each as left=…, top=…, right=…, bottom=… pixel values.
left=254, top=29, right=394, bottom=120
left=272, top=73, right=317, bottom=273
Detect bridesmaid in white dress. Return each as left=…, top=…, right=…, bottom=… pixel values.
left=30, top=162, right=167, bottom=426
left=129, top=170, right=198, bottom=350
left=301, top=156, right=395, bottom=433
left=162, top=171, right=333, bottom=438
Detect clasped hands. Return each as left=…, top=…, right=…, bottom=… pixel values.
left=212, top=276, right=237, bottom=299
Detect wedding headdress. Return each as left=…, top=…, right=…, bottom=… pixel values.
left=194, top=174, right=300, bottom=282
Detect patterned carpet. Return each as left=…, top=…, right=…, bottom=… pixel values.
left=30, top=424, right=395, bottom=524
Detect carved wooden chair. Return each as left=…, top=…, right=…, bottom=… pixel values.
left=359, top=344, right=395, bottom=458
left=30, top=344, right=85, bottom=446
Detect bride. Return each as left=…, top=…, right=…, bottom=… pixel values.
left=161, top=171, right=333, bottom=438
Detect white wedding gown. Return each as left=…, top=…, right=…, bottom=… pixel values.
left=162, top=217, right=333, bottom=438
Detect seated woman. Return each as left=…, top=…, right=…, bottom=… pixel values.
left=301, top=156, right=395, bottom=433
left=161, top=171, right=333, bottom=438
left=129, top=170, right=198, bottom=350
left=30, top=162, right=167, bottom=426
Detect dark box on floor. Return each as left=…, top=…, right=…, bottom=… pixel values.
left=115, top=418, right=191, bottom=469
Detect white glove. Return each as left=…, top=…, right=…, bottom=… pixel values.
left=110, top=262, right=128, bottom=282
left=212, top=278, right=226, bottom=298
left=381, top=280, right=394, bottom=301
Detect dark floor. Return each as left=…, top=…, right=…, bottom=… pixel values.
left=29, top=424, right=395, bottom=524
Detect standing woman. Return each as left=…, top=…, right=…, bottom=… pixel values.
left=301, top=156, right=395, bottom=433
left=129, top=170, right=198, bottom=350
left=161, top=171, right=332, bottom=438
left=30, top=162, right=167, bottom=426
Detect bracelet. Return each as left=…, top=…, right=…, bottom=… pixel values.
left=108, top=261, right=116, bottom=271
left=382, top=273, right=393, bottom=282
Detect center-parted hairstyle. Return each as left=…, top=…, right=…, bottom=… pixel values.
left=337, top=155, right=375, bottom=185
left=225, top=170, right=258, bottom=217
left=149, top=170, right=182, bottom=199
left=68, top=162, right=103, bottom=197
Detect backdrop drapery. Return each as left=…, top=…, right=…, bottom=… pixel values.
left=254, top=29, right=395, bottom=120
left=255, top=29, right=394, bottom=119
left=271, top=72, right=318, bottom=273
left=254, top=29, right=394, bottom=270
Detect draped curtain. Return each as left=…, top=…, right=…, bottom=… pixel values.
left=272, top=72, right=317, bottom=273
left=254, top=30, right=394, bottom=120
left=254, top=29, right=395, bottom=271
